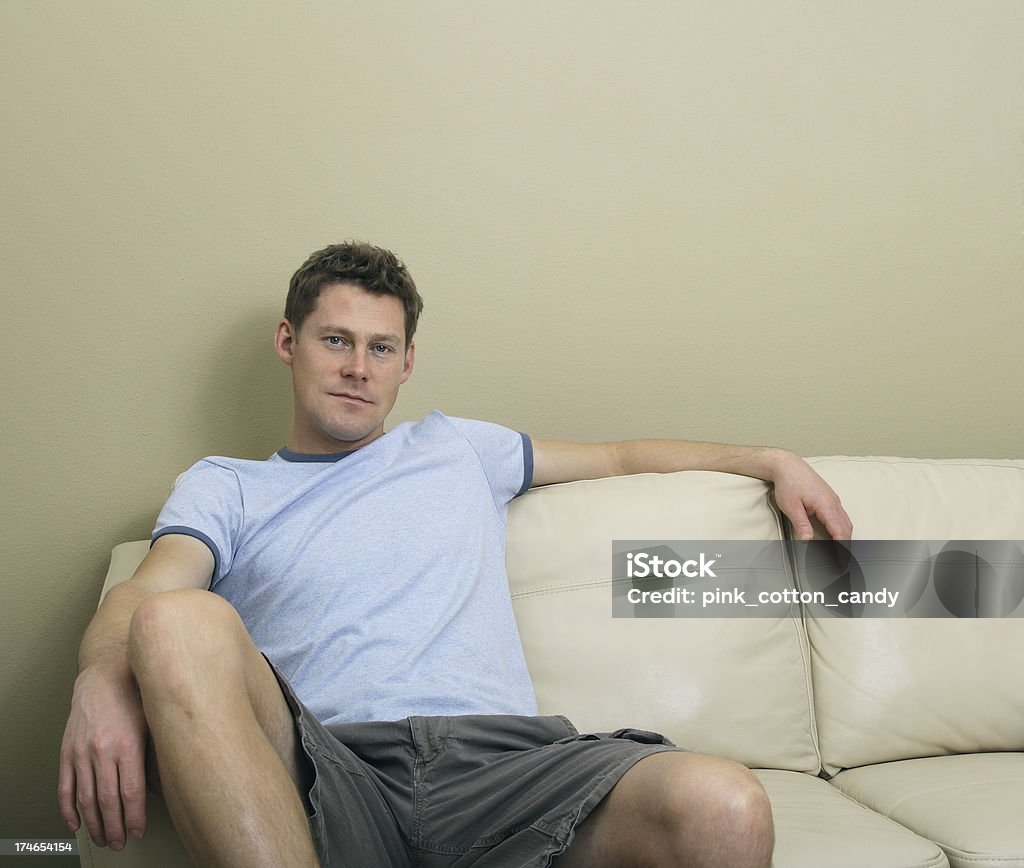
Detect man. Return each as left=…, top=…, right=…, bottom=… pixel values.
left=60, top=242, right=852, bottom=867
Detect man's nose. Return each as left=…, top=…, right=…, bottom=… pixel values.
left=341, top=347, right=369, bottom=379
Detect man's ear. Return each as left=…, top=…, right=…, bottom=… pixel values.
left=400, top=340, right=415, bottom=384
left=274, top=319, right=296, bottom=366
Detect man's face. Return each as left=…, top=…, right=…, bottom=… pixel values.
left=275, top=283, right=415, bottom=453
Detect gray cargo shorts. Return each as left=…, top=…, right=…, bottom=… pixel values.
left=270, top=666, right=684, bottom=867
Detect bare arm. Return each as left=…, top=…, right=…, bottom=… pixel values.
left=531, top=438, right=852, bottom=541
left=58, top=534, right=214, bottom=851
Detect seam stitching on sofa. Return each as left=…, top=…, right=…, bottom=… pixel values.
left=882, top=776, right=1024, bottom=814
left=939, top=847, right=1024, bottom=864
left=511, top=577, right=617, bottom=599
left=806, top=457, right=1024, bottom=472
left=511, top=574, right=782, bottom=599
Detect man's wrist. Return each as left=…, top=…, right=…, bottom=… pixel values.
left=752, top=446, right=797, bottom=484
left=76, top=655, right=134, bottom=692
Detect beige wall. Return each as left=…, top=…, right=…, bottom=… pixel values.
left=2, top=0, right=1021, bottom=848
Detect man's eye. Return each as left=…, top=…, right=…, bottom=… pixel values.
left=326, top=336, right=344, bottom=346
left=372, top=344, right=393, bottom=354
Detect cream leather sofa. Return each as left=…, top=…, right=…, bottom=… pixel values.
left=78, top=456, right=1024, bottom=868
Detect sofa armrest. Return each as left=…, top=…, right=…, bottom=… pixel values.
left=97, top=541, right=150, bottom=602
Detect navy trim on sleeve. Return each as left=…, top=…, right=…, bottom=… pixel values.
left=151, top=526, right=222, bottom=583
left=517, top=432, right=534, bottom=496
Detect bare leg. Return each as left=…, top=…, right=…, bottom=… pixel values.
left=557, top=752, right=773, bottom=868
left=128, top=589, right=318, bottom=868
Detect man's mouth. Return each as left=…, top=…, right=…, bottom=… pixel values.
left=329, top=392, right=372, bottom=404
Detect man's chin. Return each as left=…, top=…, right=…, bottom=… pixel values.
left=320, top=423, right=385, bottom=451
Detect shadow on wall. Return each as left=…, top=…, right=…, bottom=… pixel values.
left=193, top=308, right=292, bottom=460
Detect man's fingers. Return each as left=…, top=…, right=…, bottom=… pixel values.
left=794, top=519, right=814, bottom=542
left=95, top=759, right=127, bottom=850
left=60, top=749, right=146, bottom=850
left=817, top=501, right=854, bottom=542
left=73, top=759, right=106, bottom=847
left=827, top=517, right=853, bottom=542
left=119, top=750, right=148, bottom=841
left=57, top=757, right=80, bottom=831
left=782, top=499, right=814, bottom=541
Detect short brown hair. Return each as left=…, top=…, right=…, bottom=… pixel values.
left=285, top=242, right=424, bottom=346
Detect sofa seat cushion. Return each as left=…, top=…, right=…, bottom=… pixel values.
left=755, top=769, right=948, bottom=868
left=507, top=470, right=818, bottom=772
left=831, top=753, right=1024, bottom=868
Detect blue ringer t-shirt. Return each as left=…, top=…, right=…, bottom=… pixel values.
left=152, top=410, right=537, bottom=726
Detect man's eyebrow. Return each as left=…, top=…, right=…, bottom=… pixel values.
left=316, top=325, right=402, bottom=343
left=367, top=332, right=402, bottom=345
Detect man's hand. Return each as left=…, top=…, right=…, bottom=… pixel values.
left=768, top=450, right=853, bottom=542
left=58, top=665, right=149, bottom=851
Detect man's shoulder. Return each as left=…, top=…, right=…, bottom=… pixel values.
left=184, top=453, right=280, bottom=472
left=420, top=411, right=523, bottom=439
left=172, top=453, right=283, bottom=489
left=391, top=410, right=515, bottom=443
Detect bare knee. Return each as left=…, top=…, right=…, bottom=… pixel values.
left=128, top=589, right=241, bottom=688
left=661, top=757, right=774, bottom=868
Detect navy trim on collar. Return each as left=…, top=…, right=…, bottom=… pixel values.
left=276, top=447, right=357, bottom=463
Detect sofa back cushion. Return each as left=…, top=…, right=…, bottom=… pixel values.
left=799, top=457, right=1024, bottom=775
left=506, top=470, right=821, bottom=773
